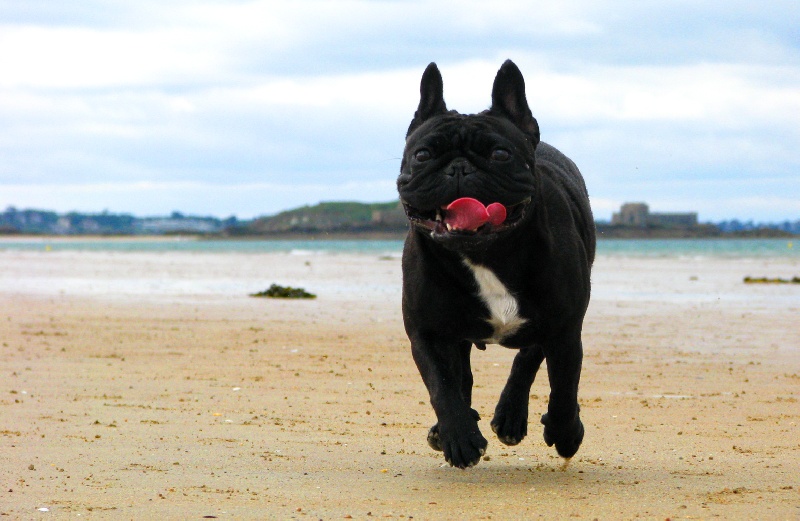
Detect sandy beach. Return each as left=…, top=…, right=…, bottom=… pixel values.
left=1, top=247, right=798, bottom=519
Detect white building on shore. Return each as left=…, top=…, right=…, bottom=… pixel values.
left=611, top=203, right=697, bottom=228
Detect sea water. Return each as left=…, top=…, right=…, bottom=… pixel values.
left=0, top=237, right=797, bottom=259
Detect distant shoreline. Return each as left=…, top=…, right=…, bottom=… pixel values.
left=5, top=202, right=799, bottom=237
left=1, top=229, right=797, bottom=241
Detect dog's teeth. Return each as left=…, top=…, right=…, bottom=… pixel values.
left=446, top=223, right=452, bottom=231
left=436, top=209, right=442, bottom=222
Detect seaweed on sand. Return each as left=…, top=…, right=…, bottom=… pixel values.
left=250, top=284, right=317, bottom=299
left=743, top=276, right=800, bottom=284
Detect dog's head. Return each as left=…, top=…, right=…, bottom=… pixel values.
left=398, top=60, right=541, bottom=252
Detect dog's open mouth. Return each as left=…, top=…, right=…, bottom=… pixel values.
left=403, top=197, right=531, bottom=237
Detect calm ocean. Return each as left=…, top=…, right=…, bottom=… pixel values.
left=0, top=237, right=797, bottom=258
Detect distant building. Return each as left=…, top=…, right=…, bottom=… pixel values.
left=611, top=203, right=649, bottom=227
left=611, top=203, right=697, bottom=228
left=135, top=217, right=222, bottom=234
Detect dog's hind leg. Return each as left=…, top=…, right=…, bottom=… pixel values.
left=491, top=346, right=545, bottom=446
left=540, top=332, right=585, bottom=458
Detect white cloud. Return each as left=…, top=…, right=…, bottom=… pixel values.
left=0, top=26, right=224, bottom=89
left=213, top=68, right=422, bottom=111
left=508, top=58, right=800, bottom=128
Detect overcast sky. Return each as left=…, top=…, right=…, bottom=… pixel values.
left=1, top=1, right=798, bottom=221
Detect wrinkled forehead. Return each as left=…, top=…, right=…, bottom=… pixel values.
left=406, top=112, right=522, bottom=147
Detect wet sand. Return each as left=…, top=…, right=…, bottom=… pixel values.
left=1, top=250, right=798, bottom=519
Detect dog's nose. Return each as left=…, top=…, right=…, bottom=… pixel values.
left=445, top=159, right=476, bottom=177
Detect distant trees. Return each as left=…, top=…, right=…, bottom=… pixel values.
left=2, top=204, right=797, bottom=237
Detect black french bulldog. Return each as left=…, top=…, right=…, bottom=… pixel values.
left=397, top=60, right=595, bottom=469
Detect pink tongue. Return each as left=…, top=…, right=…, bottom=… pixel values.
left=444, top=198, right=507, bottom=231
left=486, top=202, right=507, bottom=226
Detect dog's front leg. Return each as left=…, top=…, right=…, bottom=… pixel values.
left=541, top=331, right=585, bottom=458
left=411, top=338, right=487, bottom=468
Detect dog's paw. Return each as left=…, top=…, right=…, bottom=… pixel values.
left=431, top=411, right=487, bottom=469
left=441, top=430, right=487, bottom=469
left=490, top=403, right=528, bottom=446
left=541, top=412, right=584, bottom=459
left=427, top=408, right=481, bottom=453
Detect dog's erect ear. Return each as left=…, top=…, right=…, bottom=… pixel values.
left=406, top=62, right=448, bottom=137
left=490, top=60, right=540, bottom=147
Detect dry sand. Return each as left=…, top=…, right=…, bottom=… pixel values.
left=1, top=248, right=798, bottom=519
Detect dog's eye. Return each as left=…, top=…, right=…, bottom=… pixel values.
left=491, top=148, right=511, bottom=162
left=414, top=149, right=432, bottom=162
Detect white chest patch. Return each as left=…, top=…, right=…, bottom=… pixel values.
left=463, top=258, right=527, bottom=344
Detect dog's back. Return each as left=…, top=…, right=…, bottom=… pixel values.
left=536, top=141, right=596, bottom=265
